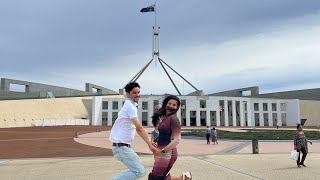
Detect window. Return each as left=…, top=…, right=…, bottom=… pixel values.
left=281, top=113, right=286, bottom=126
left=263, top=103, right=268, bottom=111
left=102, top=112, right=108, bottom=125
left=10, top=84, right=26, bottom=92
left=272, top=103, right=277, bottom=111
left=181, top=100, right=186, bottom=106
left=243, top=101, right=248, bottom=111
left=263, top=113, right=268, bottom=126
left=180, top=100, right=186, bottom=117
left=112, top=112, right=118, bottom=125
left=241, top=90, right=252, bottom=96
left=142, top=102, right=148, bottom=110
left=272, top=113, right=277, bottom=126
left=112, top=101, right=118, bottom=110
left=102, top=101, right=108, bottom=109
left=219, top=100, right=224, bottom=111
left=280, top=103, right=286, bottom=111
left=153, top=100, right=159, bottom=111
left=254, top=113, right=260, bottom=126
left=200, top=100, right=206, bottom=108
left=254, top=103, right=259, bottom=111
left=142, top=112, right=148, bottom=126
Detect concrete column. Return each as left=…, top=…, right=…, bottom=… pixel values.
left=206, top=110, right=211, bottom=126
left=224, top=100, right=228, bottom=126
left=186, top=110, right=190, bottom=126
left=240, top=101, right=244, bottom=126
left=232, top=100, right=236, bottom=126
left=108, top=100, right=112, bottom=126
left=92, top=96, right=102, bottom=126
left=259, top=102, right=264, bottom=126
left=196, top=110, right=201, bottom=126
left=177, top=108, right=182, bottom=124
left=148, top=99, right=154, bottom=126
left=138, top=100, right=142, bottom=123
left=247, top=101, right=253, bottom=126
left=268, top=102, right=273, bottom=126
left=277, top=102, right=282, bottom=126
left=216, top=110, right=221, bottom=126
left=118, top=100, right=123, bottom=110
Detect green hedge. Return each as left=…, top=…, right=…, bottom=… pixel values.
left=191, top=129, right=320, bottom=140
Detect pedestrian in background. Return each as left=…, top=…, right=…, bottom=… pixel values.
left=211, top=127, right=218, bottom=145
left=205, top=126, right=211, bottom=144
left=294, top=124, right=312, bottom=167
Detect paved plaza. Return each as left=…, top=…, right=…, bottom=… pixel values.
left=1, top=127, right=320, bottom=180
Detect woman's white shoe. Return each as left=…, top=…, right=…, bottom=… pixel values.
left=182, top=171, right=192, bottom=180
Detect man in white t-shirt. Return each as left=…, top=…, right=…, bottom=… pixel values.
left=110, top=82, right=156, bottom=180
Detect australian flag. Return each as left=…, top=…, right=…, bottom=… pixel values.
left=140, top=4, right=155, bottom=13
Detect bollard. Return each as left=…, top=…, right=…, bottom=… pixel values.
left=252, top=139, right=259, bottom=154
left=75, top=132, right=79, bottom=138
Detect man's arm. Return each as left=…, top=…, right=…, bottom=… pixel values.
left=150, top=132, right=154, bottom=142
left=132, top=118, right=156, bottom=153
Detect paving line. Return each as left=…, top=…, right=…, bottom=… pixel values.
left=195, top=157, right=264, bottom=180
left=0, top=137, right=73, bottom=142
left=215, top=142, right=251, bottom=155
left=0, top=160, right=10, bottom=165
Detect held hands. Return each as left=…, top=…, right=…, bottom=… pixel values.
left=151, top=142, right=158, bottom=147
left=148, top=143, right=157, bottom=154
left=309, top=141, right=313, bottom=145
left=154, top=148, right=162, bottom=156
left=148, top=141, right=164, bottom=156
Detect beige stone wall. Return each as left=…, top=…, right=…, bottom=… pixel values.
left=299, top=100, right=320, bottom=126
left=0, top=95, right=123, bottom=128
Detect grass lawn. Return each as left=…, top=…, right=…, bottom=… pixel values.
left=190, top=129, right=320, bottom=140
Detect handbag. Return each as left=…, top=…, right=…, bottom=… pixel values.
left=290, top=150, right=299, bottom=160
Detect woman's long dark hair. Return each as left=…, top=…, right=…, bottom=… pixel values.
left=152, top=95, right=181, bottom=127
left=297, top=124, right=302, bottom=129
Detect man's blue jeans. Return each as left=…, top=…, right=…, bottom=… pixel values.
left=112, top=146, right=146, bottom=180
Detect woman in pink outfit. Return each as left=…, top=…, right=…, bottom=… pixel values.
left=148, top=95, right=192, bottom=180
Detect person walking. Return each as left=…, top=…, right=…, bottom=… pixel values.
left=150, top=124, right=160, bottom=144
left=211, top=127, right=218, bottom=145
left=294, top=124, right=313, bottom=167
left=109, top=82, right=156, bottom=180
left=205, top=126, right=211, bottom=144
left=148, top=95, right=192, bottom=180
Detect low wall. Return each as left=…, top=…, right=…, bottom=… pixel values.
left=32, top=119, right=90, bottom=126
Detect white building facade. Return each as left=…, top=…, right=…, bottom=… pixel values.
left=92, top=95, right=301, bottom=127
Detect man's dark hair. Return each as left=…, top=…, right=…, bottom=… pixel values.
left=125, top=82, right=140, bottom=93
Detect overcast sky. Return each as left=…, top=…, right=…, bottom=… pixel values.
left=1, top=0, right=320, bottom=95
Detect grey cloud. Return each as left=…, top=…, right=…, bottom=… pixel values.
left=1, top=0, right=320, bottom=94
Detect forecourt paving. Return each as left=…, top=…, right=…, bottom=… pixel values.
left=1, top=154, right=320, bottom=180
left=1, top=128, right=320, bottom=180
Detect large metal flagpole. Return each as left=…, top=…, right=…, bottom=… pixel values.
left=153, top=1, right=159, bottom=66
left=125, top=1, right=200, bottom=95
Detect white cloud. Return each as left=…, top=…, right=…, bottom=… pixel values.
left=3, top=9, right=320, bottom=95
